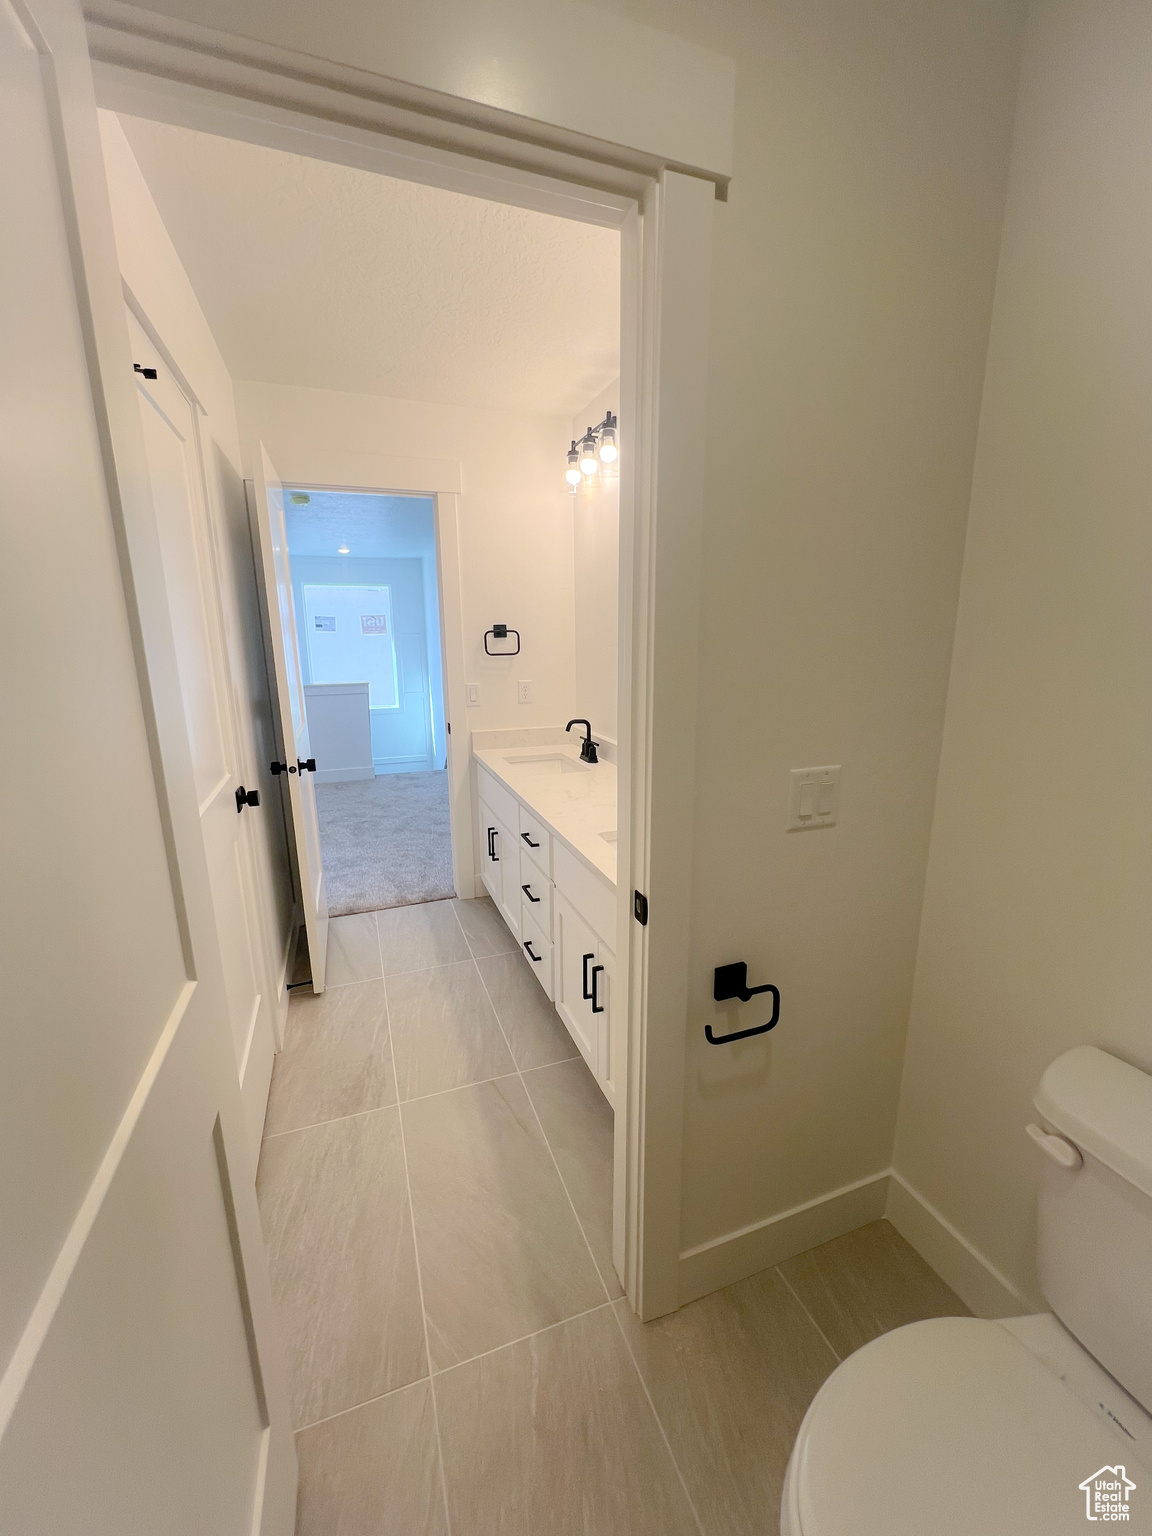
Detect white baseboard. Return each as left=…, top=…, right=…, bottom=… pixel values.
left=885, top=1170, right=1033, bottom=1320
left=678, top=1171, right=890, bottom=1306
left=314, top=766, right=373, bottom=784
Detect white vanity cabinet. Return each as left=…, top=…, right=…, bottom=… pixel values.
left=476, top=774, right=521, bottom=943
left=474, top=758, right=617, bottom=1103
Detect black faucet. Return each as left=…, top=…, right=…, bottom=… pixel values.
left=566, top=718, right=599, bottom=764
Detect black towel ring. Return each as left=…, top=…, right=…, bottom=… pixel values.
left=484, top=624, right=521, bottom=656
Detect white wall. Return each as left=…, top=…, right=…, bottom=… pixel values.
left=234, top=380, right=577, bottom=740
left=587, top=0, right=1023, bottom=1268
left=571, top=380, right=619, bottom=743
left=892, top=0, right=1152, bottom=1310
left=97, top=110, right=296, bottom=1010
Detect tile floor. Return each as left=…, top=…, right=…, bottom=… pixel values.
left=259, top=896, right=969, bottom=1536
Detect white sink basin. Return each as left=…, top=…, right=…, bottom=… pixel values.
left=599, top=830, right=617, bottom=844
left=503, top=753, right=589, bottom=774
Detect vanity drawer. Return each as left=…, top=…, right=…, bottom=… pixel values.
left=476, top=762, right=519, bottom=834
left=520, top=905, right=553, bottom=1000
left=518, top=849, right=553, bottom=932
left=517, top=804, right=552, bottom=868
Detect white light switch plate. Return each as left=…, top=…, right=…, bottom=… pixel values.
left=788, top=765, right=841, bottom=831
left=517, top=679, right=533, bottom=704
left=466, top=683, right=481, bottom=707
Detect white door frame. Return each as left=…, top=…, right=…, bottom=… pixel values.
left=88, top=22, right=717, bottom=1321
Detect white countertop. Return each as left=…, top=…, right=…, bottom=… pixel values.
left=472, top=742, right=617, bottom=886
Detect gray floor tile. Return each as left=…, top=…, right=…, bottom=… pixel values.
left=402, top=1076, right=607, bottom=1371
left=295, top=1381, right=447, bottom=1536
left=436, top=1306, right=699, bottom=1536
left=386, top=960, right=516, bottom=1100
left=264, top=980, right=393, bottom=1136
left=614, top=1269, right=837, bottom=1536
left=256, top=1108, right=427, bottom=1427
left=452, top=894, right=518, bottom=958
left=477, top=950, right=580, bottom=1070
left=325, top=912, right=383, bottom=986
left=777, top=1218, right=969, bottom=1360
left=377, top=899, right=471, bottom=975
left=523, top=1057, right=622, bottom=1299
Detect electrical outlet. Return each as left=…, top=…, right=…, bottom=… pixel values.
left=517, top=679, right=533, bottom=704
left=787, top=765, right=840, bottom=831
left=466, top=683, right=481, bottom=707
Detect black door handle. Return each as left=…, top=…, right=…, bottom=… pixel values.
left=270, top=760, right=288, bottom=775
left=521, top=832, right=540, bottom=848
left=297, top=757, right=317, bottom=773
left=522, top=884, right=541, bottom=903
left=582, top=952, right=595, bottom=1000
left=591, top=964, right=605, bottom=1014
left=235, top=786, right=260, bottom=812
left=524, top=940, right=542, bottom=962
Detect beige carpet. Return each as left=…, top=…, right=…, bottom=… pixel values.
left=314, top=771, right=455, bottom=916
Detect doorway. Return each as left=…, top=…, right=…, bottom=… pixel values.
left=284, top=487, right=454, bottom=915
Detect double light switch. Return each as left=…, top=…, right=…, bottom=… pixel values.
left=787, top=765, right=841, bottom=831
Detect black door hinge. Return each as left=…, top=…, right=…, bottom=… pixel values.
left=634, top=890, right=648, bottom=925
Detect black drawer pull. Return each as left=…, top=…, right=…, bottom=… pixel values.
left=521, top=831, right=541, bottom=848
left=591, top=964, right=605, bottom=1014
left=582, top=951, right=595, bottom=1000
left=522, top=884, right=541, bottom=903
left=524, top=940, right=542, bottom=962
left=488, top=827, right=499, bottom=860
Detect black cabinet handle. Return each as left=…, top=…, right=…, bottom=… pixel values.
left=591, top=964, right=605, bottom=1014
left=522, top=884, right=541, bottom=903
left=582, top=952, right=595, bottom=1000
left=270, top=760, right=288, bottom=775
left=524, top=940, right=542, bottom=963
left=521, top=832, right=540, bottom=848
left=487, top=827, right=497, bottom=861
left=297, top=757, right=317, bottom=773
left=235, top=785, right=260, bottom=812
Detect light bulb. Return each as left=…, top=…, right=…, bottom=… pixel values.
left=578, top=430, right=599, bottom=476
left=565, top=442, right=581, bottom=487
left=598, top=425, right=617, bottom=464
left=338, top=545, right=350, bottom=554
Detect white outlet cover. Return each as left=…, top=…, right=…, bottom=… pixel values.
left=788, top=765, right=840, bottom=831
left=518, top=679, right=533, bottom=704
left=466, top=682, right=481, bottom=706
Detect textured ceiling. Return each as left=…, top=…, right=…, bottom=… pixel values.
left=284, top=492, right=435, bottom=560
left=118, top=115, right=620, bottom=416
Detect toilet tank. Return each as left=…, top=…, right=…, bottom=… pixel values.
left=1033, top=1046, right=1152, bottom=1412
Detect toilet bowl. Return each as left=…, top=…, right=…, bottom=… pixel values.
left=780, top=1047, right=1152, bottom=1535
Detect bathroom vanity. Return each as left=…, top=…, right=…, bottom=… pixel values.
left=472, top=742, right=620, bottom=1106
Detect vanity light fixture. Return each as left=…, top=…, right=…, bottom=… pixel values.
left=564, top=412, right=619, bottom=490
left=337, top=545, right=350, bottom=554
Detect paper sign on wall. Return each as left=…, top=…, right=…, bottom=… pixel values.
left=314, top=615, right=336, bottom=631
left=360, top=614, right=388, bottom=635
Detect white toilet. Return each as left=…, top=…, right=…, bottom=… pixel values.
left=780, top=1045, right=1152, bottom=1535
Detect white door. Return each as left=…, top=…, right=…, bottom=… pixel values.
left=554, top=891, right=600, bottom=1076
left=594, top=944, right=617, bottom=1111
left=130, top=312, right=275, bottom=1151
left=478, top=798, right=501, bottom=903
left=0, top=0, right=295, bottom=1528
left=247, top=449, right=329, bottom=992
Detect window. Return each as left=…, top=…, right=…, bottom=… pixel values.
left=302, top=583, right=399, bottom=708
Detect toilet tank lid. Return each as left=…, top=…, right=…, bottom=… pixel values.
left=1035, top=1046, right=1152, bottom=1199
